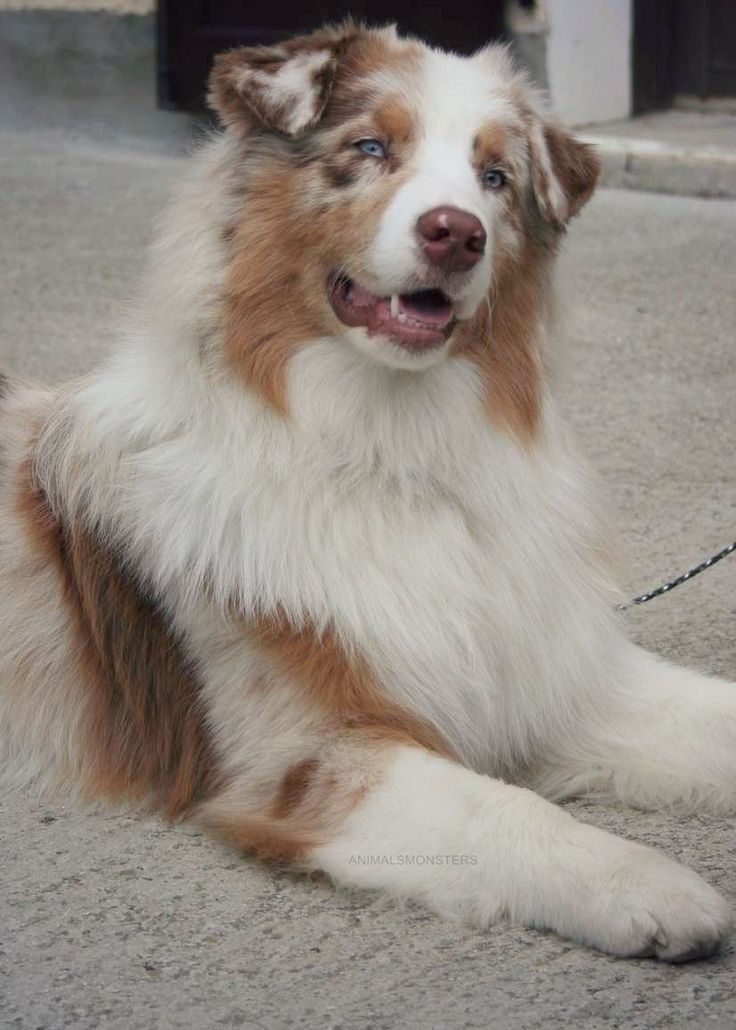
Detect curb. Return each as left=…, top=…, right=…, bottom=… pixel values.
left=581, top=134, right=736, bottom=200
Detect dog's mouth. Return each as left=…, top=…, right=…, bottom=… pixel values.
left=328, top=275, right=456, bottom=351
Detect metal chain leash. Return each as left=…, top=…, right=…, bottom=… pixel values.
left=618, top=540, right=736, bottom=611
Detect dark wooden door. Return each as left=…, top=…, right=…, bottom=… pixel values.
left=158, top=1, right=506, bottom=111
left=633, top=0, right=736, bottom=114
left=674, top=0, right=736, bottom=97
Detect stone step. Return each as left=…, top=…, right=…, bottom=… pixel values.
left=582, top=109, right=736, bottom=199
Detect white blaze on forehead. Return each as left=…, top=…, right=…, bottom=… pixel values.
left=408, top=50, right=516, bottom=216
left=237, top=49, right=333, bottom=136
left=419, top=47, right=517, bottom=171
left=365, top=46, right=521, bottom=312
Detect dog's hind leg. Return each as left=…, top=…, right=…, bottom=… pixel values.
left=200, top=739, right=732, bottom=960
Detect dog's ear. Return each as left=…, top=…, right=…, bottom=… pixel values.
left=528, top=118, right=600, bottom=227
left=208, top=23, right=359, bottom=138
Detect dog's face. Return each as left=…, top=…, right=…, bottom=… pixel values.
left=210, top=23, right=599, bottom=383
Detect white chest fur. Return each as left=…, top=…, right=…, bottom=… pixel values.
left=171, top=342, right=622, bottom=775
left=60, top=338, right=623, bottom=778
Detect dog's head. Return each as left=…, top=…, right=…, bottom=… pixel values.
left=209, top=22, right=599, bottom=397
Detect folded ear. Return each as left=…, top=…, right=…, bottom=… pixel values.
left=529, top=119, right=600, bottom=227
left=208, top=24, right=359, bottom=138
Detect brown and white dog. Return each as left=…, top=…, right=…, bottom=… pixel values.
left=1, top=22, right=734, bottom=961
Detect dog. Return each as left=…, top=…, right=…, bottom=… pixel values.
left=1, top=22, right=734, bottom=962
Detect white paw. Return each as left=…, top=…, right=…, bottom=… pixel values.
left=581, top=846, right=733, bottom=962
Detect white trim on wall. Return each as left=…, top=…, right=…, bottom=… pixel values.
left=544, top=0, right=632, bottom=126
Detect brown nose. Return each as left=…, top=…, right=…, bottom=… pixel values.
left=416, top=206, right=486, bottom=272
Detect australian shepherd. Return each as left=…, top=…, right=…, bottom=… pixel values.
left=1, top=22, right=734, bottom=961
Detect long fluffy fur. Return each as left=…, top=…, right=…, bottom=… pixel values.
left=1, top=24, right=734, bottom=961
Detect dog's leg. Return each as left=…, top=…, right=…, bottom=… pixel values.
left=208, top=742, right=732, bottom=960
left=535, top=644, right=736, bottom=814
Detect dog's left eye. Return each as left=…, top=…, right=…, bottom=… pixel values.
left=483, top=168, right=506, bottom=189
left=356, top=139, right=387, bottom=159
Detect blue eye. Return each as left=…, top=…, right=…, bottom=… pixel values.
left=356, top=139, right=387, bottom=159
left=483, top=168, right=506, bottom=189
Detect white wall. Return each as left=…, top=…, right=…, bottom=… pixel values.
left=0, top=1, right=153, bottom=11
left=544, top=0, right=631, bottom=126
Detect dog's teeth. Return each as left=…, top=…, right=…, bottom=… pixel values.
left=390, top=294, right=400, bottom=317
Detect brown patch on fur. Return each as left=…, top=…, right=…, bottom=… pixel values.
left=209, top=22, right=361, bottom=136
left=543, top=125, right=600, bottom=220
left=222, top=142, right=416, bottom=413
left=526, top=113, right=600, bottom=227
left=204, top=728, right=400, bottom=863
left=263, top=751, right=366, bottom=858
left=272, top=757, right=322, bottom=819
left=339, top=28, right=423, bottom=87
left=322, top=160, right=359, bottom=189
left=203, top=813, right=316, bottom=863
left=455, top=240, right=546, bottom=442
left=528, top=138, right=553, bottom=224
left=0, top=371, right=8, bottom=400
left=18, top=462, right=220, bottom=817
left=323, top=29, right=423, bottom=127
left=473, top=122, right=508, bottom=169
left=374, top=97, right=415, bottom=146
left=249, top=612, right=452, bottom=758
left=222, top=161, right=328, bottom=413
left=202, top=713, right=408, bottom=863
left=197, top=605, right=438, bottom=861
left=319, top=93, right=415, bottom=188
left=221, top=223, right=237, bottom=245
left=310, top=51, right=339, bottom=106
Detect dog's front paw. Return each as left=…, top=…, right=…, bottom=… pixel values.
left=583, top=847, right=733, bottom=962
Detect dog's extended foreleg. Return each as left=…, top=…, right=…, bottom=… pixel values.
left=534, top=644, right=736, bottom=814
left=310, top=745, right=731, bottom=960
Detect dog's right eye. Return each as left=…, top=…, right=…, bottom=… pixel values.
left=355, top=139, right=387, bottom=160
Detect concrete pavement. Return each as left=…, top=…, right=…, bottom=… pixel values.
left=1, top=126, right=735, bottom=1029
